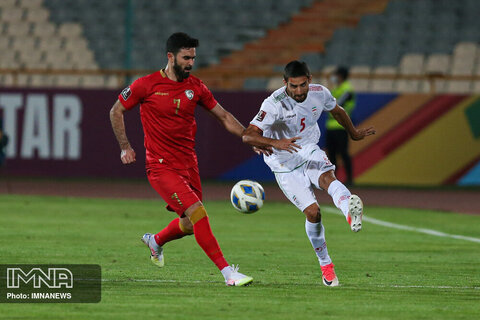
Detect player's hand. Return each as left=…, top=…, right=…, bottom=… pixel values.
left=351, top=126, right=376, bottom=141
left=120, top=148, right=136, bottom=164
left=253, top=146, right=273, bottom=156
left=273, top=137, right=302, bottom=153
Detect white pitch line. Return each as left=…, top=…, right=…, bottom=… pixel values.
left=98, top=278, right=479, bottom=290
left=101, top=279, right=210, bottom=284
left=322, top=207, right=480, bottom=244
left=386, top=285, right=479, bottom=290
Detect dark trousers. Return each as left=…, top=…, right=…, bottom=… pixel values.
left=325, top=129, right=353, bottom=184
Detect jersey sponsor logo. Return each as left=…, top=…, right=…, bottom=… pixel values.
left=154, top=92, right=169, bottom=96
left=185, top=90, right=194, bottom=100
left=280, top=100, right=294, bottom=111
left=309, top=85, right=323, bottom=91
left=255, top=110, right=266, bottom=122
left=121, top=87, right=132, bottom=100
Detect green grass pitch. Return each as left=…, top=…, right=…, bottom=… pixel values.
left=0, top=194, right=479, bottom=319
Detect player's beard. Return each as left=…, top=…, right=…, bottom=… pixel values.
left=286, top=89, right=308, bottom=103
left=173, top=58, right=192, bottom=82
left=292, top=94, right=307, bottom=102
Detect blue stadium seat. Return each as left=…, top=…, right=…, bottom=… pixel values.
left=300, top=53, right=323, bottom=72
left=243, top=77, right=268, bottom=90
left=44, top=0, right=303, bottom=70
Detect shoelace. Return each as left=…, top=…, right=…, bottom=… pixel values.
left=231, top=264, right=240, bottom=274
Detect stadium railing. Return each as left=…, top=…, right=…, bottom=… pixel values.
left=1, top=68, right=480, bottom=94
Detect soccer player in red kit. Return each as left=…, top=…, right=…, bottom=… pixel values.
left=109, top=32, right=253, bottom=286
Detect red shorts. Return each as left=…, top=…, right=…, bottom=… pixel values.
left=146, top=164, right=202, bottom=216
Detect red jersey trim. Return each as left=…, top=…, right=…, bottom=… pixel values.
left=249, top=124, right=264, bottom=134
left=309, top=85, right=323, bottom=91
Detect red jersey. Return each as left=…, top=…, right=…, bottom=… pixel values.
left=118, top=69, right=218, bottom=169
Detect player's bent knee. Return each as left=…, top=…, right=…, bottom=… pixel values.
left=306, top=212, right=321, bottom=223
left=318, top=170, right=336, bottom=190
left=188, top=205, right=208, bottom=225
left=304, top=204, right=321, bottom=223
left=179, top=218, right=194, bottom=235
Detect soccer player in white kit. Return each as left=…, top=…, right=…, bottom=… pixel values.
left=242, top=61, right=376, bottom=287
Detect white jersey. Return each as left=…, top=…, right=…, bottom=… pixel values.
left=250, top=84, right=337, bottom=172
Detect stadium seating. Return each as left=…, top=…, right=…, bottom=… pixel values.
left=0, top=0, right=479, bottom=92
left=395, top=54, right=424, bottom=93
left=258, top=0, right=480, bottom=93
left=348, top=66, right=371, bottom=92
left=42, top=0, right=314, bottom=71
left=0, top=0, right=99, bottom=87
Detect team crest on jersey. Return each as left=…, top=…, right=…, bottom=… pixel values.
left=185, top=90, right=194, bottom=100
left=312, top=106, right=318, bottom=116
left=121, top=87, right=132, bottom=100
left=256, top=110, right=267, bottom=122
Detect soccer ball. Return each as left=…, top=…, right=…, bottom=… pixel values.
left=230, top=180, right=265, bottom=213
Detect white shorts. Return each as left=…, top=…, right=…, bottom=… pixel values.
left=274, top=146, right=335, bottom=212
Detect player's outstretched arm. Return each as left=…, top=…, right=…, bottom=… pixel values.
left=208, top=103, right=246, bottom=137
left=242, top=125, right=301, bottom=153
left=329, top=105, right=376, bottom=141
left=208, top=104, right=272, bottom=155
left=110, top=100, right=136, bottom=164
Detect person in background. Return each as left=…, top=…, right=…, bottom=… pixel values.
left=326, top=66, right=356, bottom=185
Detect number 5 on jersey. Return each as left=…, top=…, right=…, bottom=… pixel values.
left=300, top=117, right=306, bottom=132
left=173, top=98, right=181, bottom=114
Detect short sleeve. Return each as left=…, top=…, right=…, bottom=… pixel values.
left=322, top=86, right=337, bottom=111
left=250, top=99, right=277, bottom=132
left=118, top=77, right=147, bottom=110
left=197, top=81, right=218, bottom=110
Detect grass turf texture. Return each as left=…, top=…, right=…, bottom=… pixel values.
left=0, top=194, right=479, bottom=320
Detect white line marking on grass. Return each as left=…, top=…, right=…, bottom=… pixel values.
left=101, top=279, right=211, bottom=283
left=98, top=278, right=480, bottom=290
left=322, top=207, right=480, bottom=244
left=385, top=285, right=480, bottom=290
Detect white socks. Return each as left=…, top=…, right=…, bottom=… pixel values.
left=327, top=180, right=351, bottom=221
left=305, top=220, right=332, bottom=266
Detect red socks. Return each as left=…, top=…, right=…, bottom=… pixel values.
left=154, top=211, right=229, bottom=271
left=154, top=217, right=189, bottom=247
left=193, top=216, right=229, bottom=270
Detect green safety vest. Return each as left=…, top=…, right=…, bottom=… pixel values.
left=326, top=80, right=356, bottom=130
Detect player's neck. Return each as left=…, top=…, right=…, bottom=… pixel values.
left=164, top=66, right=179, bottom=82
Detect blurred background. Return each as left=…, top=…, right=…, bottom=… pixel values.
left=0, top=0, right=479, bottom=187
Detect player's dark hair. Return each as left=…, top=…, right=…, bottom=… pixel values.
left=283, top=60, right=311, bottom=81
left=335, top=66, right=350, bottom=80
left=166, top=32, right=199, bottom=55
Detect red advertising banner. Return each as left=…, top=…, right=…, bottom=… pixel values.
left=0, top=88, right=267, bottom=180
